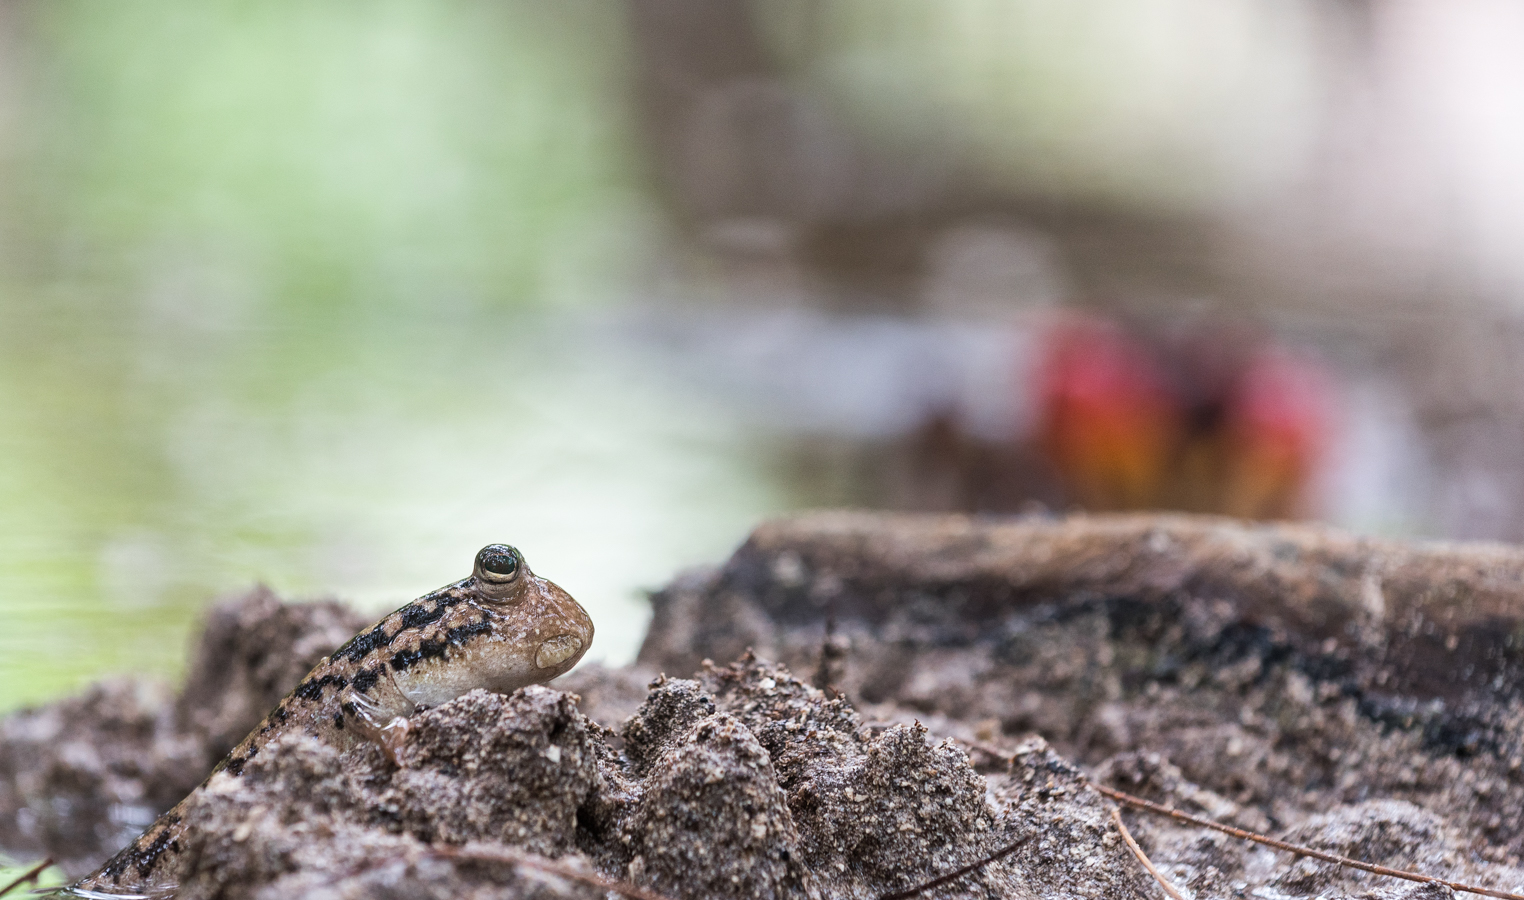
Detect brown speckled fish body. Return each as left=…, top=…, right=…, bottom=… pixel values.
left=66, top=544, right=593, bottom=900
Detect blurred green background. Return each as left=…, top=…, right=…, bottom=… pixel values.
left=0, top=1, right=787, bottom=710
left=4, top=0, right=1524, bottom=719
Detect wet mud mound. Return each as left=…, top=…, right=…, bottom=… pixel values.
left=165, top=657, right=1163, bottom=899
left=13, top=656, right=1132, bottom=899
left=5, top=511, right=1524, bottom=898
left=0, top=588, right=368, bottom=876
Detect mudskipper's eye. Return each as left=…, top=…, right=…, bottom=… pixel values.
left=475, top=544, right=521, bottom=584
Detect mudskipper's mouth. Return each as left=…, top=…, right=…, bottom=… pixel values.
left=535, top=634, right=582, bottom=669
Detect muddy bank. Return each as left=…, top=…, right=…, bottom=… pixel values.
left=6, top=511, right=1524, bottom=898
left=0, top=628, right=1067, bottom=897
left=215, top=660, right=1061, bottom=900
left=642, top=512, right=1524, bottom=890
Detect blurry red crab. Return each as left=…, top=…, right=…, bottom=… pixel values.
left=1034, top=315, right=1331, bottom=519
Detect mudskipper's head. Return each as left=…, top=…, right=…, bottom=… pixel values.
left=470, top=543, right=594, bottom=677
left=390, top=543, right=594, bottom=707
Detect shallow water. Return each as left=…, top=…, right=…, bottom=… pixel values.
left=0, top=303, right=810, bottom=711
left=0, top=298, right=1430, bottom=713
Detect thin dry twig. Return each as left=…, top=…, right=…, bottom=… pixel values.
left=878, top=834, right=1033, bottom=900
left=0, top=858, right=52, bottom=898
left=1090, top=781, right=1524, bottom=900
left=427, top=844, right=675, bottom=900
left=1112, top=807, right=1186, bottom=900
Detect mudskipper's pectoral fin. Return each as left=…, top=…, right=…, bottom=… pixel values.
left=339, top=668, right=417, bottom=766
